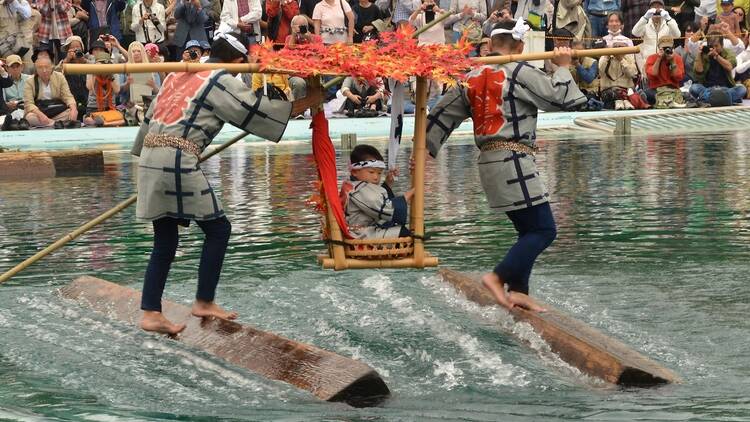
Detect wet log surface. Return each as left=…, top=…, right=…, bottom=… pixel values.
left=438, top=269, right=681, bottom=386
left=60, top=276, right=390, bottom=407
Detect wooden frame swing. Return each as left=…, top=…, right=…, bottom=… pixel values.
left=316, top=77, right=439, bottom=270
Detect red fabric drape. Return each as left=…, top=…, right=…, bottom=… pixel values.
left=311, top=110, right=353, bottom=239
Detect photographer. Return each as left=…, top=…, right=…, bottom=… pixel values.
left=285, top=14, right=322, bottom=46
left=131, top=0, right=167, bottom=44
left=85, top=0, right=127, bottom=42
left=181, top=39, right=204, bottom=62
left=690, top=30, right=747, bottom=104
left=482, top=7, right=511, bottom=37
left=409, top=0, right=446, bottom=45
left=645, top=36, right=686, bottom=108
left=632, top=0, right=682, bottom=62
left=176, top=0, right=210, bottom=49
left=285, top=16, right=322, bottom=101
left=57, top=35, right=88, bottom=120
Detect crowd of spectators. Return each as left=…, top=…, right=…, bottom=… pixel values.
left=1, top=0, right=749, bottom=130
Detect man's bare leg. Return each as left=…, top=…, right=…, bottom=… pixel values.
left=481, top=272, right=515, bottom=310
left=191, top=299, right=238, bottom=320
left=508, top=291, right=547, bottom=312
left=140, top=311, right=187, bottom=334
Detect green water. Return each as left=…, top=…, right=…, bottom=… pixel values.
left=1, top=133, right=749, bottom=421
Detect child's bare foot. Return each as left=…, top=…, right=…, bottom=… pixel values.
left=508, top=292, right=547, bottom=312
left=481, top=272, right=515, bottom=310
left=140, top=311, right=187, bottom=334
left=191, top=300, right=238, bottom=320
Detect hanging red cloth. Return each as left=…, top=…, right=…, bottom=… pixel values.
left=311, top=110, right=354, bottom=239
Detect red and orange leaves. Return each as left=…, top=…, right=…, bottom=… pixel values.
left=252, top=28, right=474, bottom=85
left=466, top=67, right=506, bottom=136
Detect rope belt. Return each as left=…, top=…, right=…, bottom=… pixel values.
left=479, top=140, right=538, bottom=156
left=321, top=26, right=346, bottom=34
left=143, top=133, right=202, bottom=156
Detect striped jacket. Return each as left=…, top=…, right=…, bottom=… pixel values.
left=37, top=0, right=73, bottom=42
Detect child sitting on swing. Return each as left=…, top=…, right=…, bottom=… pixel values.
left=341, top=145, right=415, bottom=239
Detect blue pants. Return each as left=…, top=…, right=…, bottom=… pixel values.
left=689, top=83, right=747, bottom=104
left=494, top=202, right=557, bottom=295
left=588, top=14, right=609, bottom=38
left=141, top=216, right=232, bottom=312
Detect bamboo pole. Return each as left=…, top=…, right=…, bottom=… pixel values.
left=475, top=46, right=640, bottom=65
left=410, top=77, right=428, bottom=268
left=65, top=46, right=639, bottom=75
left=0, top=129, right=261, bottom=285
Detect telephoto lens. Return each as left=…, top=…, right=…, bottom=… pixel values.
left=189, top=50, right=198, bottom=59
left=663, top=47, right=672, bottom=55
left=702, top=45, right=710, bottom=55
left=299, top=25, right=308, bottom=34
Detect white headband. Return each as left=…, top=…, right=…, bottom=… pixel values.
left=350, top=160, right=386, bottom=170
left=214, top=22, right=248, bottom=55
left=490, top=19, right=530, bottom=41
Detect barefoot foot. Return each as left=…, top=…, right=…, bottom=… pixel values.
left=191, top=300, right=238, bottom=320
left=508, top=292, right=547, bottom=312
left=140, top=311, right=187, bottom=335
left=481, top=272, right=515, bottom=310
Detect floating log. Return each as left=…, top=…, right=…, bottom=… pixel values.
left=437, top=269, right=681, bottom=386
left=60, top=276, right=390, bottom=407
left=0, top=150, right=103, bottom=179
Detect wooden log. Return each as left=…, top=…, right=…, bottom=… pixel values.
left=0, top=151, right=56, bottom=179
left=0, top=150, right=104, bottom=180
left=437, top=269, right=681, bottom=386
left=49, top=150, right=104, bottom=175
left=59, top=276, right=390, bottom=407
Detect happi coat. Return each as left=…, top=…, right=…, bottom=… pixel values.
left=343, top=180, right=408, bottom=239
left=131, top=69, right=292, bottom=222
left=426, top=62, right=586, bottom=213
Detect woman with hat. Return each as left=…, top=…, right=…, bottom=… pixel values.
left=130, top=30, right=321, bottom=334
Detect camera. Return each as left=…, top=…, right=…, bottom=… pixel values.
left=188, top=50, right=198, bottom=59
left=150, top=15, right=160, bottom=24
left=75, top=49, right=84, bottom=58
left=702, top=45, right=710, bottom=55
left=662, top=46, right=672, bottom=55
left=299, top=24, right=308, bottom=34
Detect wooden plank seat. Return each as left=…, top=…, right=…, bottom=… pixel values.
left=437, top=269, right=681, bottom=386
left=60, top=276, right=391, bottom=407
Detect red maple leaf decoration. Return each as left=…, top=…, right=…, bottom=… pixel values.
left=152, top=71, right=211, bottom=125
left=466, top=67, right=506, bottom=136
left=252, top=29, right=474, bottom=85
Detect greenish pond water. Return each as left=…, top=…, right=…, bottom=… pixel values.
left=1, top=133, right=749, bottom=421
